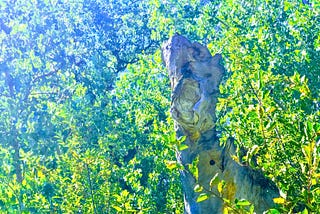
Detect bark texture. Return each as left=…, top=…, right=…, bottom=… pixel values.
left=162, top=34, right=279, bottom=214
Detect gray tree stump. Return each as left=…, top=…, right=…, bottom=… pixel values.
left=162, top=34, right=279, bottom=214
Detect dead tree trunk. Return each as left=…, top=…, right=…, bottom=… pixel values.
left=162, top=34, right=279, bottom=214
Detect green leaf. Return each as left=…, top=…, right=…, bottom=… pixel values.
left=169, top=132, right=176, bottom=143
left=273, top=197, right=286, bottom=204
left=302, top=142, right=315, bottom=164
left=196, top=193, right=210, bottom=203
left=178, top=143, right=189, bottom=151
left=165, top=160, right=178, bottom=170
left=194, top=184, right=203, bottom=192
left=266, top=209, right=281, bottom=214
left=178, top=135, right=186, bottom=143
left=209, top=173, right=219, bottom=189
left=249, top=204, right=255, bottom=213
left=236, top=199, right=251, bottom=206
left=217, top=180, right=226, bottom=194
left=112, top=205, right=122, bottom=212
left=189, top=156, right=199, bottom=180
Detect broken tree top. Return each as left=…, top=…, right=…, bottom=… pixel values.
left=162, top=34, right=225, bottom=141
left=161, top=35, right=279, bottom=214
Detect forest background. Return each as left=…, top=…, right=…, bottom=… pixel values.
left=0, top=0, right=319, bottom=213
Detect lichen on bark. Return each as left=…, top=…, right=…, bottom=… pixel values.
left=162, top=34, right=224, bottom=142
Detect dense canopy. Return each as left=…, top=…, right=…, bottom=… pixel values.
left=0, top=0, right=319, bottom=213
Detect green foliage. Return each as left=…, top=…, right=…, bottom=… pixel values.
left=104, top=51, right=183, bottom=213
left=148, top=0, right=223, bottom=43
left=0, top=0, right=181, bottom=212
left=1, top=0, right=320, bottom=213
left=214, top=0, right=320, bottom=212
left=150, top=0, right=320, bottom=212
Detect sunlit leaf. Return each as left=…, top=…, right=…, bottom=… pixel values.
left=196, top=193, right=210, bottom=203
left=267, top=209, right=281, bottom=214
left=178, top=135, right=186, bottom=143
left=217, top=180, right=226, bottom=194
left=112, top=205, right=122, bottom=212
left=223, top=207, right=231, bottom=213
left=194, top=184, right=203, bottom=192
left=165, top=160, right=178, bottom=170
left=189, top=156, right=199, bottom=180
left=178, top=143, right=189, bottom=151
left=236, top=199, right=251, bottom=206
left=209, top=173, right=219, bottom=189
left=273, top=197, right=286, bottom=204
left=37, top=170, right=45, bottom=180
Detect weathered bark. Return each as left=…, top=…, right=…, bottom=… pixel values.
left=162, top=34, right=279, bottom=213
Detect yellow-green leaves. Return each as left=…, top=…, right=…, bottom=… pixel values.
left=283, top=1, right=293, bottom=12
left=273, top=197, right=286, bottom=204
left=189, top=156, right=199, bottom=181
left=165, top=160, right=179, bottom=170
left=196, top=193, right=210, bottom=203
left=217, top=180, right=226, bottom=195
left=209, top=173, right=220, bottom=189
left=177, top=135, right=188, bottom=151
left=194, top=184, right=203, bottom=193
left=112, top=205, right=122, bottom=212
left=235, top=199, right=251, bottom=206
left=289, top=72, right=311, bottom=99
left=178, top=143, right=189, bottom=151
left=266, top=208, right=281, bottom=214
left=302, top=141, right=316, bottom=166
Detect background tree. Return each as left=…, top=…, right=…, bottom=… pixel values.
left=0, top=0, right=181, bottom=212
left=0, top=0, right=319, bottom=213
left=149, top=0, right=320, bottom=212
